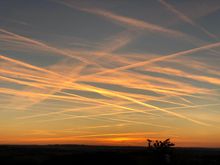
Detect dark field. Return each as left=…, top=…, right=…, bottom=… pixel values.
left=0, top=145, right=220, bottom=165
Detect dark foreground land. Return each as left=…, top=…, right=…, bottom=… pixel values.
left=0, top=145, right=220, bottom=165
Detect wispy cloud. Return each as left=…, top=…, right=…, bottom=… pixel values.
left=159, top=0, right=218, bottom=39
left=57, top=0, right=185, bottom=37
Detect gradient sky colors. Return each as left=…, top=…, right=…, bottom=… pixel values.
left=0, top=0, right=220, bottom=147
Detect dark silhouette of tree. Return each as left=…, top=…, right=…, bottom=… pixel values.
left=147, top=139, right=153, bottom=148
left=146, top=138, right=175, bottom=165
left=146, top=138, right=175, bottom=151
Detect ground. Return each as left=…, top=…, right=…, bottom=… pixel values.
left=0, top=145, right=219, bottom=165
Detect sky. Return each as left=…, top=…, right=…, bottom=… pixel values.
left=0, top=0, right=220, bottom=147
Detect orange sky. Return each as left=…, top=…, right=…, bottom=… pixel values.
left=0, top=0, right=220, bottom=147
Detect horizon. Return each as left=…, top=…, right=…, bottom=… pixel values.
left=0, top=0, right=220, bottom=148
left=1, top=142, right=220, bottom=148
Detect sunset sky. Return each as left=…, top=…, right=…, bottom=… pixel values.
left=0, top=0, right=220, bottom=147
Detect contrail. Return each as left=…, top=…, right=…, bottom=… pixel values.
left=35, top=111, right=169, bottom=129
left=2, top=41, right=218, bottom=98
left=0, top=51, right=215, bottom=124
left=62, top=123, right=130, bottom=132
left=2, top=40, right=219, bottom=126
left=87, top=41, right=220, bottom=76
left=0, top=52, right=214, bottom=126
left=57, top=0, right=185, bottom=37
left=7, top=69, right=196, bottom=121
left=159, top=0, right=218, bottom=39
left=69, top=83, right=211, bottom=126
left=2, top=72, right=201, bottom=125
left=0, top=68, right=163, bottom=122
left=55, top=0, right=220, bottom=58
left=100, top=117, right=171, bottom=129
left=0, top=75, right=46, bottom=89
left=0, top=28, right=96, bottom=64
left=0, top=55, right=59, bottom=76
left=17, top=105, right=105, bottom=119
left=0, top=28, right=139, bottom=68
left=166, top=103, right=220, bottom=111
left=1, top=61, right=208, bottom=109
left=140, top=65, right=220, bottom=86
left=0, top=29, right=141, bottom=109
left=74, top=131, right=165, bottom=138
left=3, top=70, right=193, bottom=124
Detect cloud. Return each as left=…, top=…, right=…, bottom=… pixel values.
left=1, top=3, right=220, bottom=144
left=0, top=50, right=217, bottom=126
left=159, top=0, right=218, bottom=40
left=57, top=0, right=185, bottom=37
